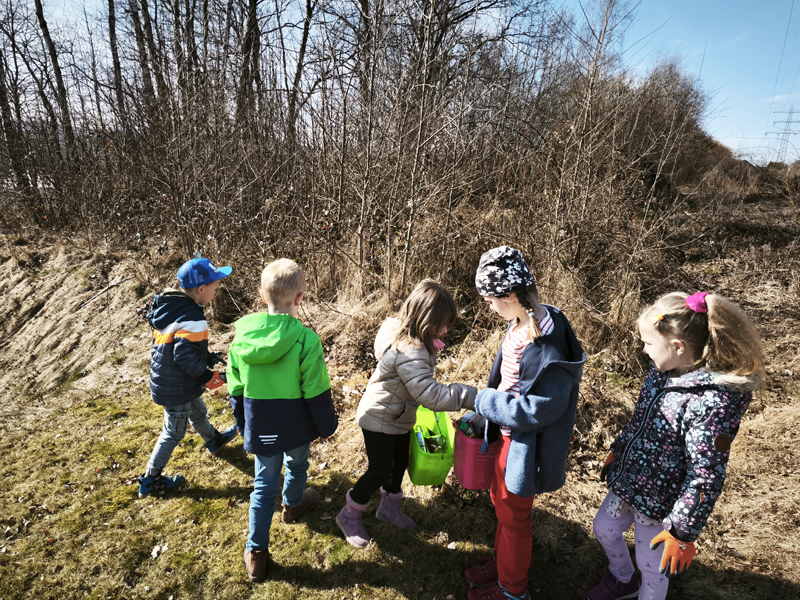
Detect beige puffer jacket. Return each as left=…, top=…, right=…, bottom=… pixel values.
left=356, top=318, right=477, bottom=434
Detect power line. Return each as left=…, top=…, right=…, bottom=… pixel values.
left=766, top=0, right=796, bottom=133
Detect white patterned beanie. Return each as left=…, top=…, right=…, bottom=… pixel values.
left=475, top=246, right=535, bottom=297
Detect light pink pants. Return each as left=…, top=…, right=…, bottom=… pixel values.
left=592, top=493, right=669, bottom=600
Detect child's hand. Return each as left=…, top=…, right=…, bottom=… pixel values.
left=650, top=530, right=696, bottom=577
left=600, top=452, right=614, bottom=482
left=208, top=351, right=227, bottom=368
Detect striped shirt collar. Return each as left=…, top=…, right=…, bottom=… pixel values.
left=538, top=307, right=554, bottom=336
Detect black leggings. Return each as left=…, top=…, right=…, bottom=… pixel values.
left=350, top=428, right=410, bottom=505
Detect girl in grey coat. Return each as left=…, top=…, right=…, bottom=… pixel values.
left=336, top=280, right=477, bottom=548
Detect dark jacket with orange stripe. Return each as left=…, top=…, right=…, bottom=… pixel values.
left=147, top=290, right=215, bottom=406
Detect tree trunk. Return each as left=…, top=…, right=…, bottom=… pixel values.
left=236, top=0, right=259, bottom=125
left=107, top=0, right=127, bottom=132
left=140, top=0, right=170, bottom=104
left=287, top=0, right=315, bottom=147
left=128, top=0, right=156, bottom=123
left=33, top=0, right=75, bottom=157
left=0, top=49, right=26, bottom=189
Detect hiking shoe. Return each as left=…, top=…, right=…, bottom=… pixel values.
left=465, top=556, right=498, bottom=587
left=586, top=569, right=639, bottom=600
left=138, top=473, right=185, bottom=498
left=206, top=426, right=238, bottom=455
left=467, top=582, right=531, bottom=600
left=243, top=547, right=269, bottom=582
left=281, top=488, right=319, bottom=523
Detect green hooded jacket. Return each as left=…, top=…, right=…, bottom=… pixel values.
left=227, top=313, right=337, bottom=456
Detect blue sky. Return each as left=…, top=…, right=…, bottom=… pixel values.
left=608, top=0, right=799, bottom=164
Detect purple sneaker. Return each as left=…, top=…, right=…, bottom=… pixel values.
left=586, top=569, right=639, bottom=600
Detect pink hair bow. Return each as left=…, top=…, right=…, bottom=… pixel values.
left=686, top=292, right=709, bottom=313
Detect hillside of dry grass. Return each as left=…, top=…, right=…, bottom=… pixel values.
left=0, top=192, right=798, bottom=600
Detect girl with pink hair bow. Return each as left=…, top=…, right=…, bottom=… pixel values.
left=588, top=292, right=764, bottom=600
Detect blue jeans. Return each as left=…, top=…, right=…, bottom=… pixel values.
left=145, top=397, right=216, bottom=477
left=248, top=444, right=310, bottom=551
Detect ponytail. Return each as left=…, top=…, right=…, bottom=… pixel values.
left=703, top=294, right=764, bottom=389
left=513, top=282, right=544, bottom=341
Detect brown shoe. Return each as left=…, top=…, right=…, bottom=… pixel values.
left=243, top=547, right=269, bottom=582
left=281, top=488, right=319, bottom=524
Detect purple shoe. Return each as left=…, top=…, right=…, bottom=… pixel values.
left=586, top=569, right=639, bottom=600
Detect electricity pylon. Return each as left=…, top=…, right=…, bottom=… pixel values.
left=770, top=107, right=800, bottom=163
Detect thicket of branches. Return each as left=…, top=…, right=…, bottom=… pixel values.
left=0, top=0, right=729, bottom=363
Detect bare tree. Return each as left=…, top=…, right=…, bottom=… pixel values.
left=33, top=0, right=74, bottom=156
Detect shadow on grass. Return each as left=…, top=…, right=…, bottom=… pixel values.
left=252, top=471, right=800, bottom=600
left=214, top=443, right=255, bottom=478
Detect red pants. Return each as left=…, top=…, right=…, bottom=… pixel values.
left=490, top=433, right=534, bottom=595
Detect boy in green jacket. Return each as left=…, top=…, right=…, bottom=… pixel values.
left=226, top=259, right=338, bottom=582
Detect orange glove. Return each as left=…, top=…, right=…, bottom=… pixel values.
left=600, top=452, right=614, bottom=482
left=650, top=530, right=696, bottom=577
left=205, top=371, right=226, bottom=390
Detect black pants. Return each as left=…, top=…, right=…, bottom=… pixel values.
left=350, top=428, right=410, bottom=505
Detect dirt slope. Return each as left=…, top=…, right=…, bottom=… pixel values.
left=0, top=240, right=204, bottom=432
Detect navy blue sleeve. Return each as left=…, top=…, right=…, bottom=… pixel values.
left=230, top=394, right=245, bottom=433
left=173, top=336, right=209, bottom=379
left=304, top=389, right=338, bottom=439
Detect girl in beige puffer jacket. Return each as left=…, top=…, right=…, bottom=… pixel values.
left=336, top=280, right=477, bottom=548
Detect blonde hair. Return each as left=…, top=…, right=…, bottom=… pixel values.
left=638, top=292, right=764, bottom=389
left=260, top=259, right=305, bottom=309
left=393, top=279, right=457, bottom=356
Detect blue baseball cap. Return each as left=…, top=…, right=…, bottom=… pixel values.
left=177, top=257, right=232, bottom=288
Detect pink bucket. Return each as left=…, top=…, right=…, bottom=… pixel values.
left=454, top=426, right=498, bottom=490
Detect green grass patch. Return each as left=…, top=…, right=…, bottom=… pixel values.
left=184, top=497, right=231, bottom=524
left=1, top=370, right=796, bottom=600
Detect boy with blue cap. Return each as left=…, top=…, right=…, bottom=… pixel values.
left=138, top=255, right=239, bottom=498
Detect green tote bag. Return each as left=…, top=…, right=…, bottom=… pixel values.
left=408, top=406, right=456, bottom=486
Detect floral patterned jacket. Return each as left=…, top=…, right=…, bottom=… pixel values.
left=605, top=368, right=752, bottom=542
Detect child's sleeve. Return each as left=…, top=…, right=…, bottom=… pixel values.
left=300, top=333, right=338, bottom=439
left=666, top=391, right=748, bottom=542
left=226, top=346, right=245, bottom=433
left=474, top=366, right=573, bottom=432
left=395, top=354, right=477, bottom=412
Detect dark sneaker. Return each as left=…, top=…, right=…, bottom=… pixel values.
left=138, top=473, right=185, bottom=498
left=206, top=426, right=238, bottom=455
left=281, top=488, right=319, bottom=523
left=243, top=547, right=269, bottom=582
left=465, top=556, right=498, bottom=587
left=467, top=582, right=531, bottom=600
left=586, top=569, right=640, bottom=600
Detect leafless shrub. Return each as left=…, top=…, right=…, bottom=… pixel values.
left=0, top=0, right=736, bottom=371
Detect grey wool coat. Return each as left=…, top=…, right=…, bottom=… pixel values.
left=356, top=318, right=477, bottom=435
